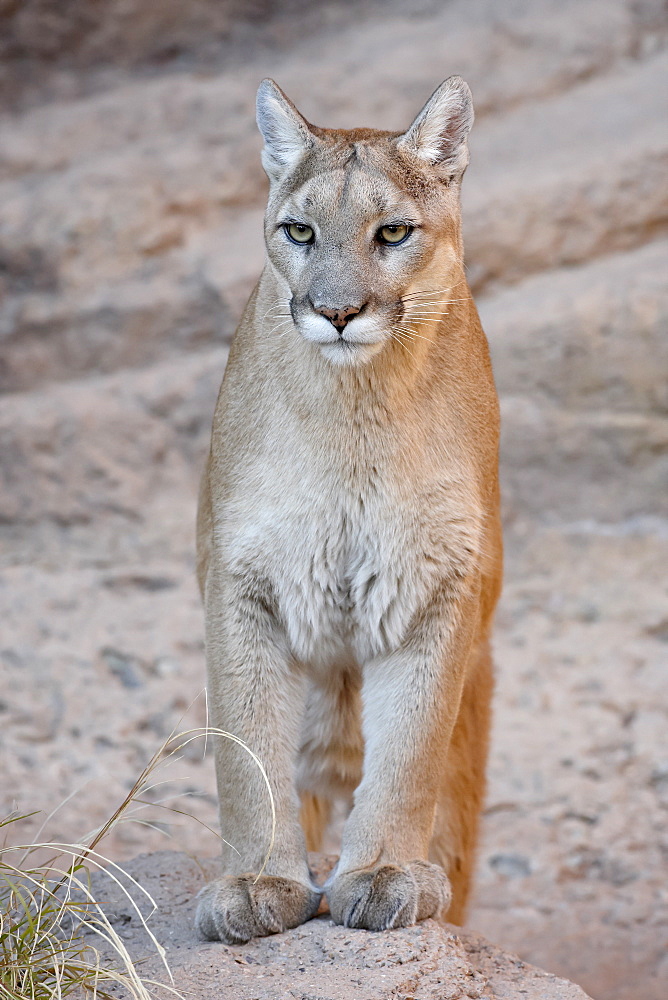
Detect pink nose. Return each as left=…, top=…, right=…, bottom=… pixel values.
left=316, top=304, right=363, bottom=331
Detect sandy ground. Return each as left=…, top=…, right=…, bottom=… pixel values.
left=1, top=2, right=667, bottom=998
left=79, top=850, right=593, bottom=999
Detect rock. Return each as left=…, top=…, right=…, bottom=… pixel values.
left=86, top=850, right=592, bottom=1000
left=499, top=398, right=668, bottom=523
left=2, top=0, right=665, bottom=112
left=464, top=50, right=668, bottom=293
left=1, top=2, right=667, bottom=390
left=488, top=854, right=532, bottom=879
left=0, top=271, right=234, bottom=393
left=482, top=239, right=668, bottom=416
left=0, top=346, right=227, bottom=534
left=480, top=238, right=668, bottom=523
left=100, top=646, right=145, bottom=689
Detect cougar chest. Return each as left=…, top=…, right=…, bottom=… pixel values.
left=271, top=488, right=396, bottom=666
left=236, top=452, right=440, bottom=670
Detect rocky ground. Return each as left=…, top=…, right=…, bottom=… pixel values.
left=1, top=2, right=667, bottom=999
left=82, top=851, right=592, bottom=999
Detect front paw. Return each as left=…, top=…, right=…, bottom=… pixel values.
left=195, top=874, right=321, bottom=944
left=328, top=860, right=451, bottom=931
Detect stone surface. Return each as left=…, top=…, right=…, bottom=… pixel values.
left=464, top=50, right=668, bottom=293
left=1, top=3, right=667, bottom=999
left=84, top=850, right=592, bottom=999
left=483, top=239, right=668, bottom=415
left=1, top=1, right=667, bottom=391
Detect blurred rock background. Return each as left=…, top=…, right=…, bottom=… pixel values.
left=0, top=2, right=666, bottom=998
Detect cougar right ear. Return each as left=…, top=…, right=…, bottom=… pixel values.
left=397, top=76, right=474, bottom=179
left=256, top=79, right=316, bottom=181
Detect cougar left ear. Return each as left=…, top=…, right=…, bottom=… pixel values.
left=397, top=76, right=474, bottom=178
left=256, top=79, right=316, bottom=181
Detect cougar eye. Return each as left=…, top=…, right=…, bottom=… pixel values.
left=285, top=223, right=315, bottom=245
left=377, top=224, right=412, bottom=246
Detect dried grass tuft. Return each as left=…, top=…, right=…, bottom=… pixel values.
left=0, top=727, right=275, bottom=998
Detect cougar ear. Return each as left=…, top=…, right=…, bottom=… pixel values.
left=256, top=79, right=316, bottom=181
left=397, top=76, right=474, bottom=177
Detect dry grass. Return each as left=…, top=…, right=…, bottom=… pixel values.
left=0, top=727, right=275, bottom=999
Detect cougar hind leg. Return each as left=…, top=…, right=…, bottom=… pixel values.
left=429, top=639, right=494, bottom=925
left=297, top=664, right=363, bottom=853
left=300, top=792, right=332, bottom=852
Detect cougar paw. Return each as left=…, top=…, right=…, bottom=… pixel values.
left=328, top=860, right=451, bottom=931
left=195, top=874, right=321, bottom=944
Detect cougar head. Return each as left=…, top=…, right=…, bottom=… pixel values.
left=256, top=77, right=474, bottom=366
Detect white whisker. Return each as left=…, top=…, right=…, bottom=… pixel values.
left=395, top=325, right=438, bottom=345
left=402, top=288, right=468, bottom=300
left=404, top=310, right=451, bottom=317
left=402, top=288, right=450, bottom=298
left=390, top=331, right=417, bottom=360
left=404, top=299, right=468, bottom=308
left=260, top=301, right=292, bottom=322
left=265, top=318, right=294, bottom=337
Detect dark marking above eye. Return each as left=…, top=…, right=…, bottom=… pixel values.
left=338, top=150, right=360, bottom=208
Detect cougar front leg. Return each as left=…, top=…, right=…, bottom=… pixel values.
left=196, top=566, right=320, bottom=943
left=328, top=581, right=479, bottom=931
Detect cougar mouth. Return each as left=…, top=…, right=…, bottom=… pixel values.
left=291, top=301, right=386, bottom=355
left=319, top=338, right=386, bottom=366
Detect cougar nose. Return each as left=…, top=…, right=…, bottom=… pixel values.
left=315, top=303, right=364, bottom=331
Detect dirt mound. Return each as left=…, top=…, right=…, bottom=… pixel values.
left=86, top=850, right=592, bottom=999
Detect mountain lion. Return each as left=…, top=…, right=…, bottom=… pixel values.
left=195, top=76, right=502, bottom=943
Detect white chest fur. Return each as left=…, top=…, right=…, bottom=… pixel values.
left=224, top=459, right=480, bottom=669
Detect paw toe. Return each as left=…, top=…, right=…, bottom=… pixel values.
left=330, top=864, right=417, bottom=930
left=328, top=860, right=451, bottom=931
left=195, top=874, right=320, bottom=943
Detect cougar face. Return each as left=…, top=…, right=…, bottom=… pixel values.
left=258, top=81, right=472, bottom=366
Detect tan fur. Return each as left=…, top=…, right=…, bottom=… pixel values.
left=195, top=77, right=502, bottom=943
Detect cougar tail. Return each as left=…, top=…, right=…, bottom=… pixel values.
left=299, top=792, right=332, bottom=852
